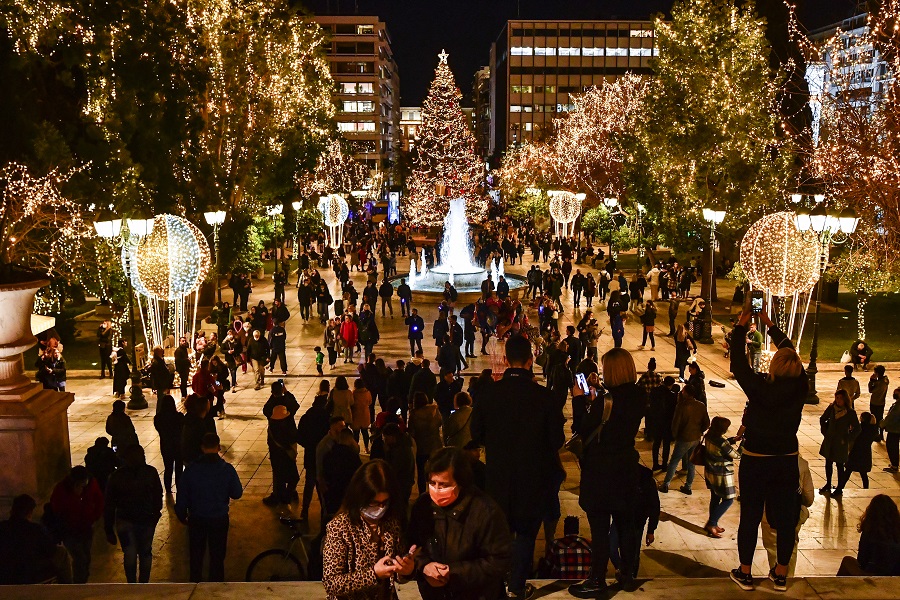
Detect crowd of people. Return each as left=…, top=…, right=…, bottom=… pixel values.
left=4, top=217, right=899, bottom=596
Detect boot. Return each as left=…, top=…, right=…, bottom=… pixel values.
left=568, top=574, right=608, bottom=599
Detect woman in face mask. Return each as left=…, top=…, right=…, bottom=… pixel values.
left=406, top=447, right=512, bottom=600
left=322, top=460, right=416, bottom=599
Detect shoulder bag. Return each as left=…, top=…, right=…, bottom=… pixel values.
left=565, top=393, right=613, bottom=461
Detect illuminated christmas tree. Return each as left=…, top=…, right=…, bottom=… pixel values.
left=404, top=51, right=486, bottom=226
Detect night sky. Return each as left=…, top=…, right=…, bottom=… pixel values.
left=302, top=0, right=866, bottom=105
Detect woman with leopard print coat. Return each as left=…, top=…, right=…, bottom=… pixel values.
left=323, top=460, right=416, bottom=599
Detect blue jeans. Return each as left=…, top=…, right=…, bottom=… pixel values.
left=509, top=517, right=542, bottom=595
left=663, top=440, right=698, bottom=488
left=116, top=519, right=157, bottom=583
left=708, top=493, right=734, bottom=528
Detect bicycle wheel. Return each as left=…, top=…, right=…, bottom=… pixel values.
left=246, top=548, right=306, bottom=581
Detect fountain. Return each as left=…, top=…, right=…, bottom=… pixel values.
left=395, top=198, right=527, bottom=295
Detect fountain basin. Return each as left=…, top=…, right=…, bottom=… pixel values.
left=391, top=271, right=528, bottom=304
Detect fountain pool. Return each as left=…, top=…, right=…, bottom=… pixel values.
left=392, top=198, right=527, bottom=295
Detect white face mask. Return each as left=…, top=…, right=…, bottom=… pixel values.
left=361, top=504, right=388, bottom=521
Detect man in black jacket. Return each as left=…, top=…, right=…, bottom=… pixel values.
left=378, top=278, right=394, bottom=318
left=246, top=330, right=270, bottom=391
left=174, top=337, right=191, bottom=399
left=103, top=444, right=163, bottom=583
left=405, top=308, right=425, bottom=356
left=397, top=278, right=412, bottom=317
left=267, top=321, right=288, bottom=375
left=564, top=325, right=582, bottom=377
left=470, top=335, right=565, bottom=600
left=296, top=394, right=330, bottom=521
left=262, top=382, right=300, bottom=506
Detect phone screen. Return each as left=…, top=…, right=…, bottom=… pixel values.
left=751, top=293, right=764, bottom=313
left=576, top=373, right=590, bottom=394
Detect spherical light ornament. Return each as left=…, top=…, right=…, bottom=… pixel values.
left=121, top=241, right=152, bottom=297
left=548, top=191, right=583, bottom=224
left=318, top=194, right=349, bottom=227
left=740, top=212, right=820, bottom=297
left=135, top=214, right=211, bottom=301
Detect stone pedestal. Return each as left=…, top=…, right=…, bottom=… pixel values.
left=0, top=278, right=74, bottom=503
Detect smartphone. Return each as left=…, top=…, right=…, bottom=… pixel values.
left=750, top=290, right=764, bottom=314
left=576, top=372, right=590, bottom=394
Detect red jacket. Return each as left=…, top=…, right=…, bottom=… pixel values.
left=191, top=368, right=217, bottom=397
left=49, top=478, right=104, bottom=537
left=340, top=320, right=359, bottom=346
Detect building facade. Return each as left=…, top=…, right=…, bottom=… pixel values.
left=472, top=66, right=491, bottom=160
left=313, top=16, right=400, bottom=179
left=489, top=20, right=658, bottom=158
left=399, top=106, right=422, bottom=153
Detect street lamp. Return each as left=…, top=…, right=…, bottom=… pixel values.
left=267, top=204, right=283, bottom=274
left=700, top=206, right=727, bottom=344
left=203, top=210, right=226, bottom=305
left=93, top=215, right=155, bottom=410
left=292, top=201, right=302, bottom=278
left=794, top=199, right=858, bottom=403
left=603, top=197, right=619, bottom=259
left=635, top=202, right=646, bottom=270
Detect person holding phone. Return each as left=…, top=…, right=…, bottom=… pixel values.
left=406, top=447, right=511, bottom=599
left=322, top=460, right=416, bottom=599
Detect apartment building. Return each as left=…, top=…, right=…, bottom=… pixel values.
left=399, top=106, right=422, bottom=153
left=489, top=20, right=658, bottom=157
left=313, top=15, right=400, bottom=180
left=472, top=66, right=491, bottom=160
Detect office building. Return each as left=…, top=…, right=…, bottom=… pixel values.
left=472, top=66, right=491, bottom=159
left=399, top=106, right=422, bottom=152
left=313, top=15, right=400, bottom=179
left=489, top=20, right=658, bottom=158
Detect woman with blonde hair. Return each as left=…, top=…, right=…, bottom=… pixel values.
left=728, top=303, right=808, bottom=593
left=673, top=323, right=696, bottom=381
left=569, top=347, right=645, bottom=597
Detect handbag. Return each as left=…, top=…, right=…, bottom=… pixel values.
left=564, top=394, right=613, bottom=460
left=690, top=438, right=707, bottom=466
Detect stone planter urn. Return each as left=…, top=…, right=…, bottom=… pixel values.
left=0, top=278, right=74, bottom=504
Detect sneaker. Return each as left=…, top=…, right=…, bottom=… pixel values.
left=768, top=567, right=787, bottom=591
left=730, top=568, right=754, bottom=591
left=679, top=485, right=692, bottom=495
left=568, top=580, right=608, bottom=599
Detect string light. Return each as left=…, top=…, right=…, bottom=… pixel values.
left=317, top=194, right=350, bottom=248
left=405, top=50, right=486, bottom=225
left=548, top=190, right=584, bottom=238
left=296, top=139, right=372, bottom=200
left=740, top=212, right=820, bottom=296
left=135, top=214, right=211, bottom=301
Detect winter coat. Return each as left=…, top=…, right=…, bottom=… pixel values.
left=154, top=407, right=184, bottom=459
left=704, top=434, right=740, bottom=500
left=340, top=321, right=359, bottom=347
left=819, top=403, right=860, bottom=463
left=49, top=477, right=104, bottom=538
left=407, top=490, right=511, bottom=600
left=576, top=382, right=645, bottom=513
left=322, top=513, right=403, bottom=600
left=671, top=394, right=710, bottom=443
left=105, top=411, right=139, bottom=450
left=351, top=388, right=373, bottom=429
left=409, top=403, right=443, bottom=457
left=329, top=389, right=355, bottom=425
left=103, top=463, right=163, bottom=531
left=647, top=384, right=678, bottom=439
left=847, top=421, right=879, bottom=473
left=470, top=368, right=566, bottom=521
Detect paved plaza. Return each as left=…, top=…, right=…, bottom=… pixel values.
left=58, top=253, right=900, bottom=584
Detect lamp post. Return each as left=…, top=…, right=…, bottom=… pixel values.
left=93, top=216, right=155, bottom=410
left=267, top=204, right=283, bottom=275
left=203, top=210, right=226, bottom=305
left=794, top=199, right=858, bottom=403
left=603, top=197, right=619, bottom=259
left=292, top=201, right=302, bottom=280
left=700, top=207, right=727, bottom=344
left=635, top=202, right=646, bottom=271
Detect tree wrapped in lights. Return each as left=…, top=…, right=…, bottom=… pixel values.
left=295, top=139, right=371, bottom=200
left=404, top=51, right=486, bottom=225
left=552, top=74, right=649, bottom=200
left=631, top=0, right=794, bottom=252
left=496, top=143, right=558, bottom=224
left=788, top=1, right=900, bottom=289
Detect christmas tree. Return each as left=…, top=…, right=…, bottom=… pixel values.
left=404, top=51, right=486, bottom=226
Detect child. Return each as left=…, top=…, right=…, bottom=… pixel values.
left=314, top=346, right=324, bottom=376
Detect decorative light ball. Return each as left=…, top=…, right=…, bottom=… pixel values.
left=135, top=214, right=211, bottom=301
left=740, top=212, right=820, bottom=296
left=121, top=242, right=152, bottom=297
left=318, top=194, right=350, bottom=227
left=548, top=191, right=583, bottom=224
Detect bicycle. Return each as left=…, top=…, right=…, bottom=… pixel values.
left=245, top=516, right=310, bottom=581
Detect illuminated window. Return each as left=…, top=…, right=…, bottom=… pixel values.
left=512, top=85, right=533, bottom=93
left=340, top=82, right=375, bottom=95
left=582, top=47, right=604, bottom=56
left=558, top=47, right=580, bottom=56
left=534, top=47, right=556, bottom=56
left=630, top=29, right=654, bottom=38
left=357, top=24, right=374, bottom=35
left=632, top=47, right=653, bottom=57
left=524, top=122, right=533, bottom=131
left=338, top=122, right=376, bottom=132
left=534, top=85, right=556, bottom=93
left=607, top=47, right=627, bottom=57
left=510, top=105, right=523, bottom=112
left=341, top=101, right=375, bottom=113
left=511, top=47, right=533, bottom=55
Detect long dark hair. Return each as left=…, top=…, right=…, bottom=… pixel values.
left=340, top=460, right=405, bottom=527
left=858, top=494, right=900, bottom=542
left=334, top=376, right=349, bottom=391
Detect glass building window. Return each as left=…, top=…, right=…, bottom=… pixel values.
left=583, top=47, right=604, bottom=56
left=607, top=47, right=628, bottom=56
left=512, top=85, right=533, bottom=93
left=535, top=47, right=556, bottom=56
left=357, top=24, right=374, bottom=35
left=510, top=105, right=523, bottom=112
left=341, top=101, right=375, bottom=113
left=632, top=47, right=653, bottom=57
left=558, top=47, right=581, bottom=56
left=511, top=46, right=533, bottom=55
